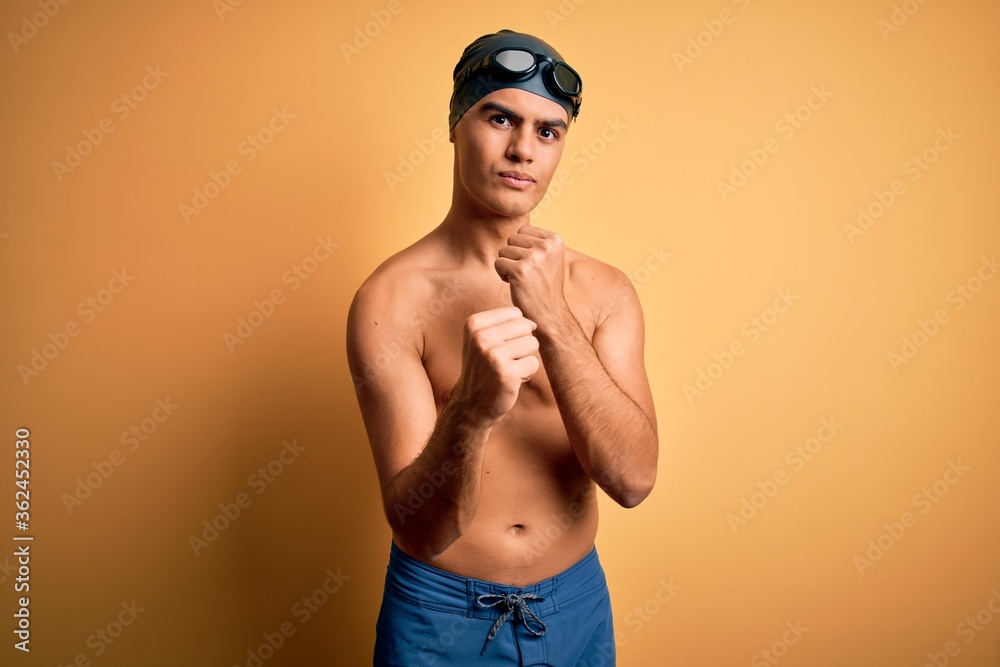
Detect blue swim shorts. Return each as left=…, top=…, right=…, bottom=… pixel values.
left=373, top=542, right=616, bottom=666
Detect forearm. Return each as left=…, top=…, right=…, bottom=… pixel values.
left=536, top=304, right=658, bottom=508
left=383, top=398, right=492, bottom=560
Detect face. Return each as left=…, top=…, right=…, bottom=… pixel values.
left=450, top=87, right=569, bottom=219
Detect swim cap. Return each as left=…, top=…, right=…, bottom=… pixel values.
left=449, top=29, right=582, bottom=130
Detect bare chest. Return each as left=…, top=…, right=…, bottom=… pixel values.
left=415, top=277, right=595, bottom=420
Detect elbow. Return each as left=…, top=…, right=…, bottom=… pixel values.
left=619, top=493, right=647, bottom=510
left=405, top=541, right=449, bottom=563
left=389, top=526, right=458, bottom=563
left=614, top=467, right=657, bottom=509
left=617, top=484, right=653, bottom=509
left=384, top=499, right=469, bottom=561
left=613, top=430, right=659, bottom=508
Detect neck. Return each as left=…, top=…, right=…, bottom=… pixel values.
left=437, top=207, right=528, bottom=267
left=436, top=166, right=531, bottom=267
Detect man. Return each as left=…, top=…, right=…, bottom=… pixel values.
left=347, top=29, right=658, bottom=666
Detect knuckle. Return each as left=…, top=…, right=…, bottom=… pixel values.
left=468, top=330, right=493, bottom=353
left=476, top=336, right=496, bottom=356
left=484, top=348, right=504, bottom=367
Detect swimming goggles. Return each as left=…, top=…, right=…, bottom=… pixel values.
left=457, top=47, right=583, bottom=118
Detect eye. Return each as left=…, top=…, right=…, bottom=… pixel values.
left=490, top=114, right=512, bottom=127
left=538, top=127, right=559, bottom=141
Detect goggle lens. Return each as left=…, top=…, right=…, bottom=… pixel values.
left=553, top=63, right=581, bottom=95
left=494, top=48, right=535, bottom=73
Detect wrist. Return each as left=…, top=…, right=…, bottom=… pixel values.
left=446, top=385, right=501, bottom=431
left=518, top=290, right=570, bottom=330
left=529, top=298, right=575, bottom=343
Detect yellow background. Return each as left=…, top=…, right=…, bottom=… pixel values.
left=2, top=0, right=998, bottom=665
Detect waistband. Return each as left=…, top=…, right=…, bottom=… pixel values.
left=385, top=542, right=606, bottom=621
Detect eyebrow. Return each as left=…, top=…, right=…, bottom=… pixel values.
left=479, top=101, right=568, bottom=130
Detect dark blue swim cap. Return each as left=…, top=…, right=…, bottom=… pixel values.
left=449, top=29, right=582, bottom=130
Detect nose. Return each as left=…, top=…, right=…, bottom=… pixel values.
left=505, top=126, right=534, bottom=163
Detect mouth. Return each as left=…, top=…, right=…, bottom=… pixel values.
left=498, top=171, right=535, bottom=189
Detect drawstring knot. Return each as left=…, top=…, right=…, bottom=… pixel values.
left=476, top=592, right=547, bottom=656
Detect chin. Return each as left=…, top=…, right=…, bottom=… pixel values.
left=491, top=200, right=535, bottom=219
left=489, top=190, right=544, bottom=218
left=461, top=179, right=543, bottom=219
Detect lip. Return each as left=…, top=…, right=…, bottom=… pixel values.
left=498, top=171, right=535, bottom=189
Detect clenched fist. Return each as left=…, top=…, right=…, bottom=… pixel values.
left=494, top=225, right=566, bottom=324
left=452, top=307, right=540, bottom=424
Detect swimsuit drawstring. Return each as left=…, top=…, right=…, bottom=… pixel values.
left=476, top=591, right=548, bottom=661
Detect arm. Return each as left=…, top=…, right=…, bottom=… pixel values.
left=534, top=276, right=658, bottom=507
left=347, top=280, right=538, bottom=560
left=496, top=228, right=658, bottom=508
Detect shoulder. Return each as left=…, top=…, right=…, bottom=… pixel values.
left=349, top=239, right=439, bottom=325
left=347, top=241, right=442, bottom=358
left=565, top=246, right=630, bottom=287
left=564, top=246, right=639, bottom=325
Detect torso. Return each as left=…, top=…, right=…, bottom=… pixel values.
left=389, top=236, right=606, bottom=587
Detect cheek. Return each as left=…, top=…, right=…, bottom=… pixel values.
left=460, top=137, right=493, bottom=173
left=536, top=145, right=566, bottom=187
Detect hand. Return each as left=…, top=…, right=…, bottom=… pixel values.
left=495, top=225, right=566, bottom=323
left=453, top=307, right=540, bottom=424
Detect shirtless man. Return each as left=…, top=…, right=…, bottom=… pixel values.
left=347, top=29, right=658, bottom=666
